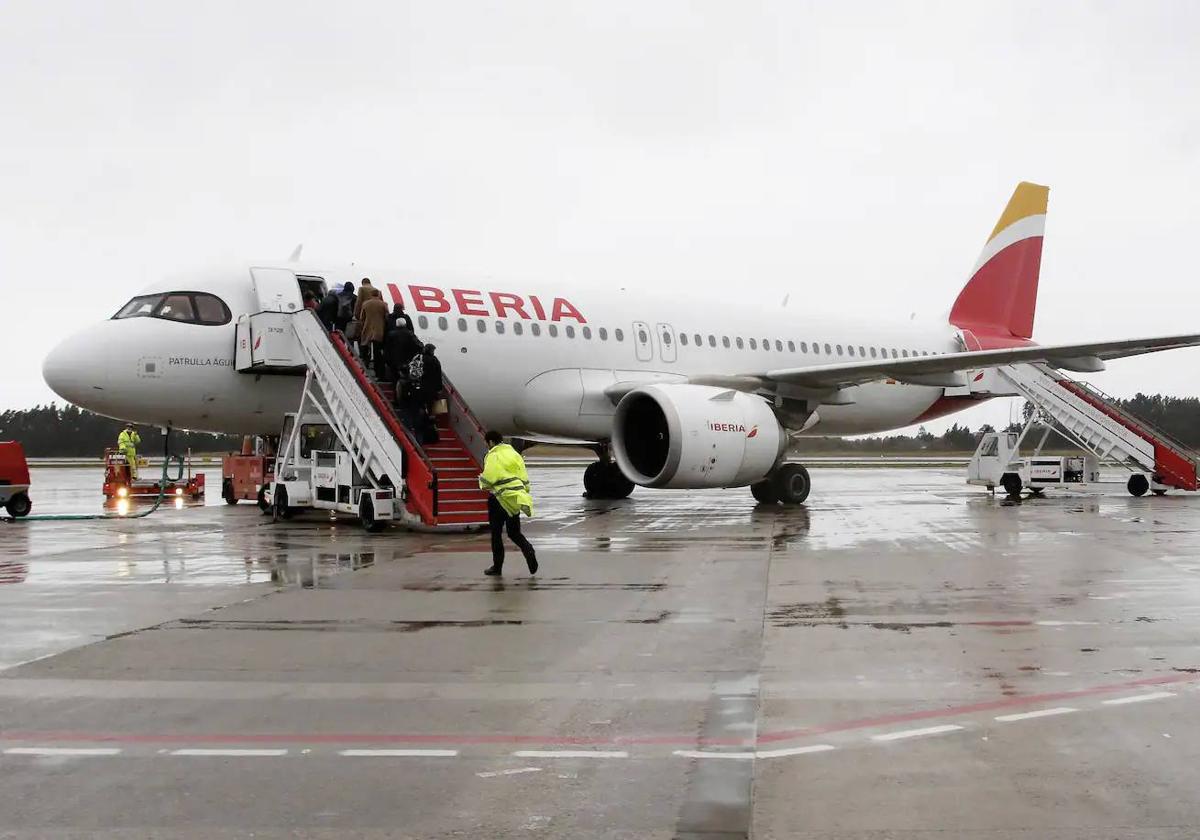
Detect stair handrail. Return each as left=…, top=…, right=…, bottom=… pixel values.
left=442, top=374, right=489, bottom=467
left=310, top=313, right=439, bottom=523
left=1055, top=376, right=1198, bottom=463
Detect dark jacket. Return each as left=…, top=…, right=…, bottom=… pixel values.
left=336, top=289, right=357, bottom=325
left=420, top=351, right=443, bottom=395
left=318, top=290, right=339, bottom=323
left=384, top=327, right=422, bottom=376
left=390, top=307, right=415, bottom=334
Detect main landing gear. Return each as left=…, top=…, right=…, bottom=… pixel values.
left=751, top=463, right=811, bottom=506
left=584, top=447, right=635, bottom=500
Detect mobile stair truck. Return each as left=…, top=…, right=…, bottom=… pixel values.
left=234, top=267, right=491, bottom=532
left=967, top=363, right=1200, bottom=498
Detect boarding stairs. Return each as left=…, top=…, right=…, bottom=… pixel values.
left=283, top=310, right=491, bottom=530
left=998, top=363, right=1199, bottom=491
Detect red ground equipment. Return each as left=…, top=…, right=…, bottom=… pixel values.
left=221, top=437, right=274, bottom=511
left=0, top=441, right=32, bottom=518
left=103, top=448, right=205, bottom=500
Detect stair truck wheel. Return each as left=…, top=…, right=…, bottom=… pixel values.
left=751, top=480, right=778, bottom=504
left=257, top=486, right=271, bottom=513
left=1152, top=489, right=1167, bottom=496
left=1001, top=474, right=1023, bottom=498
left=273, top=485, right=294, bottom=520
left=603, top=462, right=635, bottom=499
left=5, top=492, right=31, bottom=518
left=1127, top=474, right=1149, bottom=497
left=359, top=495, right=386, bottom=533
left=222, top=479, right=238, bottom=505
left=771, top=463, right=811, bottom=505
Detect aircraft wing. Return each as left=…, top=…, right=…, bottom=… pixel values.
left=676, top=333, right=1200, bottom=398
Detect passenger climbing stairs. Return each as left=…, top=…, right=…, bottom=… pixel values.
left=998, top=363, right=1199, bottom=492
left=283, top=310, right=491, bottom=530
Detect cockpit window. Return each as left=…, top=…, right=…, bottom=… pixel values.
left=157, top=294, right=195, bottom=322
left=112, top=291, right=231, bottom=326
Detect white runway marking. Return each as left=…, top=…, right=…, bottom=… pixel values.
left=1035, top=620, right=1098, bottom=627
left=338, top=749, right=458, bottom=757
left=512, top=749, right=628, bottom=758
left=477, top=766, right=542, bottom=778
left=1102, top=691, right=1176, bottom=706
left=995, top=707, right=1078, bottom=722
left=871, top=724, right=964, bottom=742
left=4, top=747, right=122, bottom=757
left=170, top=748, right=288, bottom=757
left=673, top=750, right=756, bottom=759
left=753, top=744, right=837, bottom=758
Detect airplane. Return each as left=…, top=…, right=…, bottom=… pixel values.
left=42, top=182, right=1200, bottom=505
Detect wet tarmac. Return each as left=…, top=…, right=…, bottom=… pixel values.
left=1, top=466, right=1199, bottom=838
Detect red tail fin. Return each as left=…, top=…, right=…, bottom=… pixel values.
left=950, top=182, right=1049, bottom=343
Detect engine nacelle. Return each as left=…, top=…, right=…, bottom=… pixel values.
left=612, top=384, right=786, bottom=489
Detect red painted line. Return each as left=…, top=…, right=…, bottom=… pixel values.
left=2, top=672, right=1195, bottom=750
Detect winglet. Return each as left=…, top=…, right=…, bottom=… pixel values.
left=950, top=182, right=1048, bottom=341
left=288, top=244, right=304, bottom=263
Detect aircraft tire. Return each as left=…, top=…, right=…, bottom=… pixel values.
left=603, top=463, right=634, bottom=499
left=750, top=480, right=778, bottom=504
left=583, top=462, right=606, bottom=498
left=771, top=464, right=811, bottom=505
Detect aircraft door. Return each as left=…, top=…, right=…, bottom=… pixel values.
left=656, top=323, right=677, bottom=363
left=632, top=321, right=653, bottom=362
left=250, top=267, right=303, bottom=313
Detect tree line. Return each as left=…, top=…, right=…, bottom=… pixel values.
left=0, top=404, right=241, bottom=457
left=1, top=394, right=1196, bottom=457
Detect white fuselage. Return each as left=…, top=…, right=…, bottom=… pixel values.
left=43, top=264, right=965, bottom=439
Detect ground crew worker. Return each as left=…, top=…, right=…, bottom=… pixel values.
left=478, top=430, right=538, bottom=576
left=117, top=424, right=141, bottom=480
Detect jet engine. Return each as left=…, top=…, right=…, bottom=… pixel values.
left=611, top=384, right=786, bottom=489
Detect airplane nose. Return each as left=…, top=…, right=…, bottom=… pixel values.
left=43, top=327, right=112, bottom=409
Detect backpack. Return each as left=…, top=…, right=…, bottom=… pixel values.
left=407, top=353, right=424, bottom=382
left=337, top=294, right=354, bottom=320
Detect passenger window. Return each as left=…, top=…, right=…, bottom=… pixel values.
left=438, top=316, right=448, bottom=330
left=800, top=342, right=808, bottom=353
left=836, top=344, right=843, bottom=355
left=735, top=337, right=744, bottom=349
left=477, top=319, right=486, bottom=333
left=156, top=294, right=195, bottom=322
left=418, top=315, right=429, bottom=330
left=638, top=328, right=648, bottom=344
left=902, top=349, right=909, bottom=357
left=870, top=347, right=878, bottom=358
left=694, top=333, right=702, bottom=346
left=615, top=328, right=624, bottom=341
left=775, top=340, right=783, bottom=352
left=763, top=339, right=771, bottom=352
left=891, top=349, right=898, bottom=358
left=532, top=323, right=542, bottom=337
left=513, top=322, right=523, bottom=336
left=722, top=336, right=730, bottom=348
left=457, top=318, right=468, bottom=332
left=496, top=321, right=505, bottom=334
left=848, top=345, right=856, bottom=357
left=582, top=326, right=592, bottom=339
left=680, top=333, right=689, bottom=346
left=787, top=341, right=795, bottom=352
left=566, top=325, right=576, bottom=338
left=549, top=324, right=559, bottom=337
left=749, top=338, right=757, bottom=350
left=707, top=335, right=716, bottom=347
left=824, top=343, right=832, bottom=354
left=599, top=327, right=608, bottom=340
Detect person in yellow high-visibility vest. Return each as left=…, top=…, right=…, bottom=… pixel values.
left=478, top=430, right=537, bottom=576
left=117, top=424, right=141, bottom=480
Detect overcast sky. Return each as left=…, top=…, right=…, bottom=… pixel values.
left=2, top=1, right=1197, bottom=434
